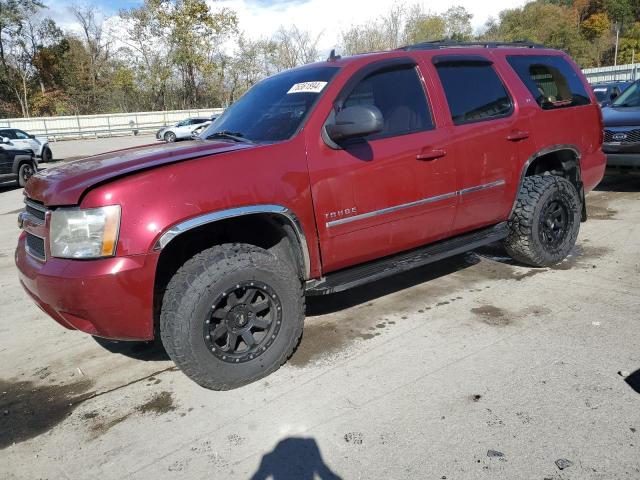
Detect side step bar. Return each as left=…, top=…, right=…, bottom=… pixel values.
left=305, top=222, right=508, bottom=295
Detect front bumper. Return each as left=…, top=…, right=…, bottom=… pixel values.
left=15, top=233, right=159, bottom=340
left=604, top=153, right=640, bottom=168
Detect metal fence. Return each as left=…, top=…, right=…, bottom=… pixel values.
left=0, top=108, right=224, bottom=141
left=583, top=63, right=640, bottom=84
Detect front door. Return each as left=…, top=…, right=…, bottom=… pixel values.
left=307, top=60, right=457, bottom=273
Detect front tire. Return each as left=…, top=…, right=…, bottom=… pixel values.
left=160, top=244, right=304, bottom=390
left=505, top=175, right=581, bottom=267
left=18, top=162, right=35, bottom=187
left=164, top=131, right=176, bottom=142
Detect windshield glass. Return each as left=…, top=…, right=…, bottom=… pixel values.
left=612, top=82, right=640, bottom=107
left=200, top=65, right=340, bottom=143
left=593, top=87, right=608, bottom=102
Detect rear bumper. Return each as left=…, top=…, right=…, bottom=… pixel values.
left=15, top=233, right=159, bottom=340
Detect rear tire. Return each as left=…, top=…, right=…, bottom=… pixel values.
left=18, top=162, right=35, bottom=187
left=41, top=146, right=52, bottom=163
left=160, top=243, right=304, bottom=390
left=505, top=175, right=580, bottom=267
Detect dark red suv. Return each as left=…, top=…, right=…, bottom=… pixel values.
left=16, top=41, right=605, bottom=389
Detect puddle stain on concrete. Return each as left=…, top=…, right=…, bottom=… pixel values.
left=90, top=391, right=176, bottom=437
left=0, top=378, right=94, bottom=449
left=471, top=305, right=510, bottom=326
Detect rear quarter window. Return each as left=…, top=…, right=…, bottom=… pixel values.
left=507, top=55, right=591, bottom=110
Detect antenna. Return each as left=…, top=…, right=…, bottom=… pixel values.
left=327, top=49, right=341, bottom=62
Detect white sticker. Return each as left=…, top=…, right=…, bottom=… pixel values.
left=287, top=81, right=328, bottom=94
left=593, top=88, right=607, bottom=92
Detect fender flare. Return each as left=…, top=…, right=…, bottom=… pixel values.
left=153, top=204, right=311, bottom=279
left=509, top=144, right=581, bottom=217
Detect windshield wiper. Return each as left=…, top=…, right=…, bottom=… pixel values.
left=206, top=131, right=254, bottom=144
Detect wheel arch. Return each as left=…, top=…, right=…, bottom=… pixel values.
left=511, top=144, right=585, bottom=219
left=152, top=206, right=311, bottom=337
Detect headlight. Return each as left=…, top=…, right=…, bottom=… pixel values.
left=50, top=205, right=121, bottom=259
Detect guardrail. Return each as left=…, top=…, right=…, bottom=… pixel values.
left=0, top=108, right=224, bottom=141
left=583, top=63, right=640, bottom=84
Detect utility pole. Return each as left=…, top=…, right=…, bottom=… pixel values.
left=614, top=24, right=620, bottom=67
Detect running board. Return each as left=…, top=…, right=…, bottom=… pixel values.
left=305, top=222, right=508, bottom=295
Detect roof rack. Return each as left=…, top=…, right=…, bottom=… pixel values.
left=399, top=40, right=546, bottom=51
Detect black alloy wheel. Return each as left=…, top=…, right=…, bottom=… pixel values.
left=538, top=199, right=569, bottom=249
left=204, top=281, right=282, bottom=364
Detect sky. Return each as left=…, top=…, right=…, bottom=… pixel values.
left=45, top=0, right=529, bottom=52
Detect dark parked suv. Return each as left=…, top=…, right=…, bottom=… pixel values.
left=16, top=41, right=605, bottom=390
left=602, top=81, right=640, bottom=172
left=0, top=145, right=37, bottom=187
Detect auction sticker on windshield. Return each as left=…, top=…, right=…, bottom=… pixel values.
left=287, top=82, right=328, bottom=94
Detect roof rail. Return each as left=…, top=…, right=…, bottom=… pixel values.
left=399, top=40, right=546, bottom=51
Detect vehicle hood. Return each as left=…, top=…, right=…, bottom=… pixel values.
left=26, top=140, right=253, bottom=206
left=35, top=136, right=48, bottom=144
left=601, top=106, right=640, bottom=127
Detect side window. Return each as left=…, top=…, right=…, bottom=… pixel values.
left=435, top=62, right=513, bottom=125
left=1, top=130, right=16, bottom=139
left=14, top=130, right=29, bottom=139
left=342, top=67, right=433, bottom=139
left=507, top=55, right=591, bottom=110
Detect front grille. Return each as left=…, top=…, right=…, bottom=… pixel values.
left=25, top=200, right=46, bottom=221
left=604, top=129, right=640, bottom=143
left=25, top=233, right=46, bottom=261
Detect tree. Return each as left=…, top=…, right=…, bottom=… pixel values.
left=443, top=6, right=473, bottom=41
left=404, top=5, right=446, bottom=44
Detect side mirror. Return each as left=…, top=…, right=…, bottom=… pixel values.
left=325, top=105, right=383, bottom=144
left=610, top=92, right=618, bottom=101
left=29, top=134, right=35, bottom=139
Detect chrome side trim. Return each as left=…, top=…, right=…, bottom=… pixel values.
left=155, top=205, right=311, bottom=279
left=326, top=179, right=506, bottom=228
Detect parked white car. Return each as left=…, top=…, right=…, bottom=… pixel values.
left=0, top=128, right=52, bottom=162
left=156, top=118, right=211, bottom=142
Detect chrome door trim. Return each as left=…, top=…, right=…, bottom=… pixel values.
left=154, top=204, right=311, bottom=279
left=326, top=179, right=506, bottom=228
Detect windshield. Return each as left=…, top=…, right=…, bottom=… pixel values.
left=593, top=87, right=608, bottom=102
left=200, top=65, right=340, bottom=143
left=612, top=82, right=640, bottom=107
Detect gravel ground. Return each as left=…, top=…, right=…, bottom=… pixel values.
left=0, top=140, right=639, bottom=479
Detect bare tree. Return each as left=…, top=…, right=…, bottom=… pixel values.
left=272, top=26, right=322, bottom=71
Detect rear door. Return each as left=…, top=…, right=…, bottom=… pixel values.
left=431, top=55, right=528, bottom=235
left=307, top=58, right=457, bottom=272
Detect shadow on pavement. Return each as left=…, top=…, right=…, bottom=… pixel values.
left=306, top=253, right=477, bottom=316
left=92, top=336, right=170, bottom=361
left=250, top=437, right=342, bottom=480
left=624, top=369, right=640, bottom=394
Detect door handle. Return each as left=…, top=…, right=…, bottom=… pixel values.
left=416, top=149, right=447, bottom=161
left=507, top=130, right=530, bottom=141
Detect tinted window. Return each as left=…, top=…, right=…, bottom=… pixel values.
left=0, top=130, right=16, bottom=139
left=436, top=63, right=512, bottom=125
left=202, top=66, right=339, bottom=143
left=14, top=130, right=29, bottom=139
left=342, top=67, right=433, bottom=138
left=508, top=55, right=590, bottom=109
